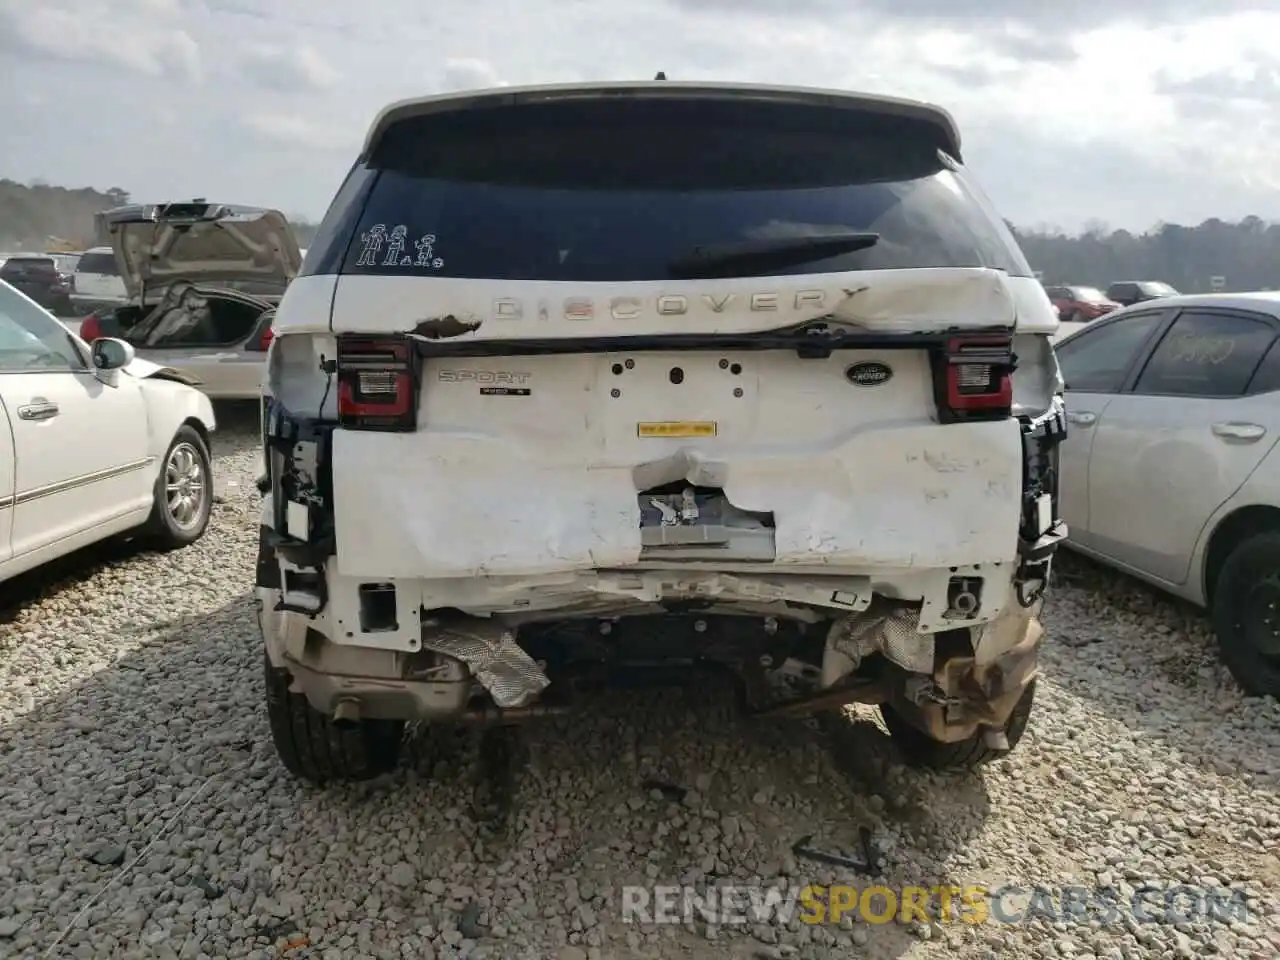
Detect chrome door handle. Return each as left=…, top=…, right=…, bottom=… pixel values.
left=17, top=400, right=59, bottom=421
left=1065, top=411, right=1097, bottom=427
left=1212, top=421, right=1266, bottom=442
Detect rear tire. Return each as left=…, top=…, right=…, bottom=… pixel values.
left=880, top=678, right=1037, bottom=770
left=142, top=426, right=213, bottom=549
left=264, top=655, right=405, bottom=783
left=1211, top=533, right=1280, bottom=697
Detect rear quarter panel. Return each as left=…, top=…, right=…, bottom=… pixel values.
left=1188, top=442, right=1280, bottom=607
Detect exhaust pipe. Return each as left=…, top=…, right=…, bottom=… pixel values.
left=333, top=698, right=361, bottom=728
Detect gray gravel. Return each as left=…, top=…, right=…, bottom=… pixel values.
left=1, top=403, right=1277, bottom=960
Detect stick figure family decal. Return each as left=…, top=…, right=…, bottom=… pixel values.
left=356, top=224, right=445, bottom=269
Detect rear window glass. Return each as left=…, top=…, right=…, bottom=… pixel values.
left=307, top=97, right=1033, bottom=282
left=77, top=252, right=119, bottom=274
left=2, top=257, right=56, bottom=275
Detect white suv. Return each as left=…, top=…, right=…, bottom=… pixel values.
left=71, top=246, right=128, bottom=310
left=256, top=81, right=1068, bottom=783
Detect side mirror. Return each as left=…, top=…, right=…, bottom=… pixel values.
left=91, top=337, right=135, bottom=371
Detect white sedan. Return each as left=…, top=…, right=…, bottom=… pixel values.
left=1054, top=293, right=1280, bottom=696
left=0, top=278, right=217, bottom=584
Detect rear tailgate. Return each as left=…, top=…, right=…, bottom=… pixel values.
left=283, top=83, right=1055, bottom=579
left=330, top=340, right=1024, bottom=579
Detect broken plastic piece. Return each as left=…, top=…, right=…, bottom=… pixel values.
left=679, top=487, right=698, bottom=524
left=420, top=616, right=549, bottom=708
left=649, top=497, right=679, bottom=526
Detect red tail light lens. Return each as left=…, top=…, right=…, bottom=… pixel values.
left=336, top=335, right=418, bottom=431
left=248, top=325, right=274, bottom=351
left=78, top=313, right=103, bottom=342
left=939, top=335, right=1014, bottom=420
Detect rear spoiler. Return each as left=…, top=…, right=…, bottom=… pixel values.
left=361, top=81, right=963, bottom=162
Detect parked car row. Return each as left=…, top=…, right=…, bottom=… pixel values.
left=1042, top=279, right=1181, bottom=323
left=0, top=79, right=1273, bottom=805
left=0, top=200, right=300, bottom=587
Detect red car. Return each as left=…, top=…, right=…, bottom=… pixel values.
left=1042, top=285, right=1121, bottom=322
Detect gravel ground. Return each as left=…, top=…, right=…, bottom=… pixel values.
left=0, top=403, right=1277, bottom=960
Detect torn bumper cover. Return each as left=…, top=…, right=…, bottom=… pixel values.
left=884, top=601, right=1044, bottom=743
left=420, top=615, right=550, bottom=709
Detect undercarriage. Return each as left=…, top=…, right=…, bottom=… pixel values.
left=259, top=564, right=1045, bottom=748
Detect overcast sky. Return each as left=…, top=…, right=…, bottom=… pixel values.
left=2, top=0, right=1280, bottom=233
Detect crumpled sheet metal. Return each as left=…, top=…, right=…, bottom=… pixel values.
left=829, top=605, right=934, bottom=674
left=420, top=620, right=549, bottom=708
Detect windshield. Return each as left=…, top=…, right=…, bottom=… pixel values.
left=1140, top=282, right=1177, bottom=295
left=306, top=97, right=1033, bottom=282
left=1071, top=287, right=1107, bottom=302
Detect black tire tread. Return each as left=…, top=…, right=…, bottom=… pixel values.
left=263, top=655, right=404, bottom=783
left=880, top=678, right=1037, bottom=771
left=1211, top=531, right=1280, bottom=698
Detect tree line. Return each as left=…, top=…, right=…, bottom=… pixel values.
left=0, top=180, right=320, bottom=251
left=1, top=178, right=1276, bottom=292
left=1010, top=218, right=1280, bottom=293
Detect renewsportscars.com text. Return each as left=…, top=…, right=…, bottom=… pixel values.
left=620, top=883, right=1252, bottom=927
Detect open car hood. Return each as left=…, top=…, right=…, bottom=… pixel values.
left=106, top=201, right=302, bottom=301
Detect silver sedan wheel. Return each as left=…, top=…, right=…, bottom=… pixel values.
left=164, top=441, right=207, bottom=530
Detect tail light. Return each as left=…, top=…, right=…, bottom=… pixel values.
left=78, top=313, right=103, bottom=342
left=935, top=335, right=1015, bottom=421
left=247, top=325, right=274, bottom=351
left=335, top=335, right=418, bottom=431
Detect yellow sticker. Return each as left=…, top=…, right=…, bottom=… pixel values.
left=637, top=421, right=717, bottom=438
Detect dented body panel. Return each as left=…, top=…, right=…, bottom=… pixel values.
left=329, top=413, right=1022, bottom=579
left=276, top=269, right=1057, bottom=340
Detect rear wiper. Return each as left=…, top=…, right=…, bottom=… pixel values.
left=667, top=232, right=880, bottom=280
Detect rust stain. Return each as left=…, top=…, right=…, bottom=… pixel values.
left=411, top=314, right=482, bottom=340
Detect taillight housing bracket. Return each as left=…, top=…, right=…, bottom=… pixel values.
left=931, top=334, right=1017, bottom=423
left=335, top=334, right=420, bottom=432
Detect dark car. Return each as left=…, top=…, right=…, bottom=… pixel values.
left=0, top=255, right=74, bottom=315
left=1043, top=284, right=1121, bottom=322
left=1105, top=280, right=1179, bottom=307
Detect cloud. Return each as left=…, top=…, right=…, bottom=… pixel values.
left=3, top=0, right=1280, bottom=230
left=664, top=0, right=1280, bottom=31
left=1156, top=64, right=1280, bottom=104
left=439, top=58, right=506, bottom=92
left=237, top=43, right=340, bottom=90
left=237, top=113, right=356, bottom=151
left=0, top=0, right=201, bottom=81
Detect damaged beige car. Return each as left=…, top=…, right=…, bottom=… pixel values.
left=256, top=80, right=1066, bottom=783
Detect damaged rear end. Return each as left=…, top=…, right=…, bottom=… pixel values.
left=257, top=81, right=1067, bottom=775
